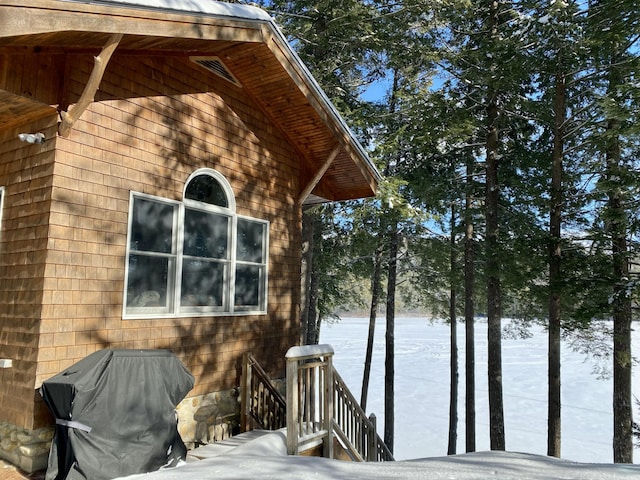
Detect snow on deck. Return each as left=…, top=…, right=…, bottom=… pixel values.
left=118, top=430, right=640, bottom=480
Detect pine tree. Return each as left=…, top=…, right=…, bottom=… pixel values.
left=519, top=0, right=589, bottom=458
left=584, top=0, right=639, bottom=462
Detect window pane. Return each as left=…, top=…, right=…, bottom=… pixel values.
left=185, top=174, right=228, bottom=207
left=236, top=219, right=265, bottom=263
left=235, top=264, right=262, bottom=307
left=183, top=209, right=229, bottom=258
left=130, top=198, right=175, bottom=253
left=126, top=254, right=172, bottom=308
left=181, top=259, right=225, bottom=307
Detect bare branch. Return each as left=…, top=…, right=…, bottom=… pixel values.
left=59, top=33, right=123, bottom=137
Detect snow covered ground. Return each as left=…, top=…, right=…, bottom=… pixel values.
left=122, top=449, right=640, bottom=480
left=320, top=317, right=640, bottom=463
left=118, top=429, right=640, bottom=480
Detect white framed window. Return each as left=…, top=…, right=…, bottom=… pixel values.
left=123, top=169, right=268, bottom=318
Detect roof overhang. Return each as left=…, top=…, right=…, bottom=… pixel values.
left=0, top=0, right=381, bottom=204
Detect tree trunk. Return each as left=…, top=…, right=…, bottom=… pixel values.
left=485, top=112, right=504, bottom=451
left=609, top=139, right=633, bottom=463
left=384, top=220, right=398, bottom=454
left=448, top=206, right=458, bottom=455
left=485, top=0, right=505, bottom=452
left=464, top=158, right=476, bottom=453
left=606, top=88, right=633, bottom=465
left=307, top=260, right=321, bottom=345
left=361, top=242, right=384, bottom=411
left=383, top=70, right=402, bottom=456
left=611, top=222, right=632, bottom=463
left=302, top=209, right=321, bottom=345
left=547, top=55, right=565, bottom=459
left=600, top=37, right=633, bottom=462
left=300, top=207, right=314, bottom=345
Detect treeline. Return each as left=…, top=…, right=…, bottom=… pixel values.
left=239, top=0, right=640, bottom=463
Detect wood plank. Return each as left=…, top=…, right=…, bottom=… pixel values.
left=0, top=90, right=57, bottom=130
left=0, top=54, right=8, bottom=89
left=298, top=145, right=340, bottom=204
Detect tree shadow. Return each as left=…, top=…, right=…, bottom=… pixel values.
left=48, top=52, right=302, bottom=417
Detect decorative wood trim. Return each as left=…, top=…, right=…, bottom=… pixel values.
left=0, top=1, right=378, bottom=200
left=298, top=145, right=340, bottom=204
left=58, top=33, right=122, bottom=137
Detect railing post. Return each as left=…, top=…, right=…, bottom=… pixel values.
left=285, top=345, right=335, bottom=457
left=324, top=352, right=334, bottom=459
left=286, top=354, right=299, bottom=455
left=368, top=413, right=377, bottom=461
left=240, top=353, right=251, bottom=432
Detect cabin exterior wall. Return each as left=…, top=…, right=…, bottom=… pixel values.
left=0, top=51, right=302, bottom=469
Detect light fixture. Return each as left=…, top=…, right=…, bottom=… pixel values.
left=18, top=132, right=45, bottom=144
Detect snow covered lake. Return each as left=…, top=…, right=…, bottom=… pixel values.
left=320, top=317, right=640, bottom=464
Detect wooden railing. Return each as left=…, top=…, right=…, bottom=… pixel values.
left=241, top=353, right=287, bottom=432
left=333, top=368, right=394, bottom=462
left=241, top=347, right=393, bottom=462
left=285, top=344, right=334, bottom=458
left=285, top=344, right=394, bottom=462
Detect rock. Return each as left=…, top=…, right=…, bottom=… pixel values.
left=18, top=442, right=50, bottom=458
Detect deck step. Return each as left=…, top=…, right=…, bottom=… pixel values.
left=187, top=429, right=287, bottom=461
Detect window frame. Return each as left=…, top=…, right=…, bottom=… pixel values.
left=0, top=186, right=4, bottom=232
left=233, top=214, right=269, bottom=312
left=123, top=170, right=269, bottom=319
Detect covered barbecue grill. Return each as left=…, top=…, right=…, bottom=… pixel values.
left=40, top=349, right=194, bottom=480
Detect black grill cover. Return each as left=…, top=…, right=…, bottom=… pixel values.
left=40, top=349, right=194, bottom=480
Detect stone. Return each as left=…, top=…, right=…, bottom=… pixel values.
left=19, top=442, right=50, bottom=458
left=0, top=438, right=18, bottom=452
left=17, top=427, right=53, bottom=445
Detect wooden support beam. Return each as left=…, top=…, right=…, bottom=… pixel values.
left=58, top=33, right=123, bottom=137
left=298, top=145, right=340, bottom=204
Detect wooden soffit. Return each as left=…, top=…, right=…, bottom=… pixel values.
left=0, top=0, right=380, bottom=203
left=0, top=90, right=57, bottom=130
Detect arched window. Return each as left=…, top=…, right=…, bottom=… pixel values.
left=124, top=169, right=268, bottom=318
left=184, top=169, right=233, bottom=209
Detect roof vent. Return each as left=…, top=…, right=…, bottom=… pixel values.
left=190, top=56, right=241, bottom=87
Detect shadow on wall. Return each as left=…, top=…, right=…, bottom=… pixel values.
left=48, top=53, right=301, bottom=445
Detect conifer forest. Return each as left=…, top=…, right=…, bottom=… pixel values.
left=238, top=0, right=640, bottom=463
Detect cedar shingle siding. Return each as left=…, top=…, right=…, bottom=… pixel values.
left=0, top=51, right=301, bottom=431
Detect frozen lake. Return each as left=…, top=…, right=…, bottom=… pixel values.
left=320, top=317, right=640, bottom=463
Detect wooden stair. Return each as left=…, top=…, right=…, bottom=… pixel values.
left=240, top=347, right=394, bottom=463
left=188, top=429, right=287, bottom=461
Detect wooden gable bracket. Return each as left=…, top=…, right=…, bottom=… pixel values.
left=58, top=33, right=123, bottom=138
left=298, top=145, right=340, bottom=205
